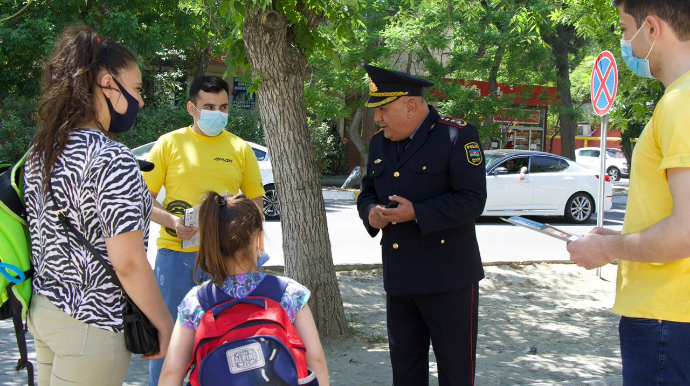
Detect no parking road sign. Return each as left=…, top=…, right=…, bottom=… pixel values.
left=591, top=51, right=618, bottom=116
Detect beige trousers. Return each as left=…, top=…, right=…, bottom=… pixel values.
left=27, top=294, right=131, bottom=386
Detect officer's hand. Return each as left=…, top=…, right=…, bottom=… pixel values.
left=174, top=217, right=198, bottom=240
left=368, top=205, right=389, bottom=229
left=380, top=195, right=416, bottom=223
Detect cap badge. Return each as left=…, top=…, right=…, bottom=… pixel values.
left=368, top=77, right=378, bottom=93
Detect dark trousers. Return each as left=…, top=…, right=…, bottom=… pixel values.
left=387, top=284, right=479, bottom=386
left=619, top=316, right=690, bottom=385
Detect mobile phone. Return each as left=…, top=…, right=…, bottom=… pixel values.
left=385, top=201, right=399, bottom=209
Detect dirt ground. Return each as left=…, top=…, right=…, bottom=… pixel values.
left=0, top=263, right=623, bottom=386
left=323, top=263, right=622, bottom=385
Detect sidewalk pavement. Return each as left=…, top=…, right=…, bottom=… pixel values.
left=0, top=317, right=624, bottom=386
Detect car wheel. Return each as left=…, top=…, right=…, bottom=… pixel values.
left=607, top=167, right=621, bottom=181
left=564, top=193, right=594, bottom=224
left=262, top=183, right=280, bottom=220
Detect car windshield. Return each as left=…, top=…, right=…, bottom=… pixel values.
left=485, top=153, right=506, bottom=168
left=131, top=142, right=154, bottom=158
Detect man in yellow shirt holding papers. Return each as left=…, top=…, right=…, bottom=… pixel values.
left=567, top=1, right=690, bottom=384
left=143, top=76, right=264, bottom=386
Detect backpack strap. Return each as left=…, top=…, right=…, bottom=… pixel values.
left=197, top=275, right=289, bottom=310
left=0, top=163, right=26, bottom=222
left=6, top=282, right=34, bottom=386
left=250, top=275, right=288, bottom=303
left=196, top=282, right=234, bottom=311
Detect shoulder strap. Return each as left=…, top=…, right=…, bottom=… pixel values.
left=47, top=181, right=124, bottom=291
left=0, top=163, right=25, bottom=222
left=197, top=275, right=288, bottom=310
left=250, top=275, right=288, bottom=303
left=6, top=286, right=34, bottom=385
left=197, top=281, right=234, bottom=311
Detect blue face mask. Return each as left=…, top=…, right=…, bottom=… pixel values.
left=620, top=21, right=655, bottom=79
left=257, top=251, right=270, bottom=269
left=193, top=105, right=228, bottom=136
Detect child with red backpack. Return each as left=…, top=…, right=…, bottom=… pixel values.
left=158, top=193, right=329, bottom=386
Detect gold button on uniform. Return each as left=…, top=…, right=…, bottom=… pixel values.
left=422, top=166, right=427, bottom=170
left=394, top=171, right=400, bottom=177
left=392, top=222, right=397, bottom=225
left=441, top=239, right=445, bottom=244
left=393, top=243, right=399, bottom=249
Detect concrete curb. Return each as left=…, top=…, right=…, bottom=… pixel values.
left=263, top=260, right=619, bottom=272
left=612, top=193, right=627, bottom=205
left=322, top=189, right=629, bottom=205
left=322, top=188, right=356, bottom=201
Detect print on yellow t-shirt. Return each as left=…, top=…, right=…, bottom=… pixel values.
left=144, top=126, right=265, bottom=252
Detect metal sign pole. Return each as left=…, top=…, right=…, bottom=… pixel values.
left=596, top=114, right=609, bottom=278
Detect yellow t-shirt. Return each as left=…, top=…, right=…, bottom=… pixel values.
left=144, top=126, right=265, bottom=252
left=613, top=70, right=690, bottom=322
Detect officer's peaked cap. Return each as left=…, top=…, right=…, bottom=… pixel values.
left=364, top=64, right=434, bottom=108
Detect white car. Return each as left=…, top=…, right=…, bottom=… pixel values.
left=484, top=150, right=613, bottom=223
left=575, top=147, right=629, bottom=181
left=130, top=141, right=280, bottom=220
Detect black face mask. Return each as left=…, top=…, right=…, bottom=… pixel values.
left=105, top=77, right=140, bottom=133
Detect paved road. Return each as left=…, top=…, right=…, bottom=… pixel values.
left=145, top=199, right=625, bottom=268
left=1, top=198, right=626, bottom=385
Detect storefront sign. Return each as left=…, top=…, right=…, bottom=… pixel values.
left=232, top=80, right=256, bottom=110
left=494, top=109, right=541, bottom=125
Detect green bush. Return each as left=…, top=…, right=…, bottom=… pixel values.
left=309, top=120, right=346, bottom=176
left=118, top=103, right=192, bottom=150
left=227, top=108, right=265, bottom=145
left=0, top=97, right=38, bottom=163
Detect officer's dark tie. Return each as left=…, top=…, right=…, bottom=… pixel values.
left=397, top=137, right=411, bottom=161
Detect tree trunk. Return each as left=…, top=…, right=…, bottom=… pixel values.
left=242, top=8, right=349, bottom=337
left=194, top=47, right=211, bottom=79
left=549, top=127, right=560, bottom=153
left=546, top=25, right=577, bottom=160
left=346, top=108, right=366, bottom=158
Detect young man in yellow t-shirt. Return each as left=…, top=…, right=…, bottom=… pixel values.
left=144, top=76, right=264, bottom=385
left=567, top=1, right=690, bottom=384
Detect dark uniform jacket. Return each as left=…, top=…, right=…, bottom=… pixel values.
left=357, top=106, right=487, bottom=296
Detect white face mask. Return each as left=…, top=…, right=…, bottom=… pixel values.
left=193, top=105, right=228, bottom=136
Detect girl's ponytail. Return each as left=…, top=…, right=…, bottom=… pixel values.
left=32, top=24, right=138, bottom=188
left=196, top=192, right=229, bottom=286
left=196, top=193, right=263, bottom=286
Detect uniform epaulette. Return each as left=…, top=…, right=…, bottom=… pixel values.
left=373, top=129, right=384, bottom=136
left=438, top=116, right=468, bottom=128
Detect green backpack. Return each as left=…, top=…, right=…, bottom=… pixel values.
left=0, top=151, right=34, bottom=385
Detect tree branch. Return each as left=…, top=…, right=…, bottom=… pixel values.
left=0, top=0, right=34, bottom=22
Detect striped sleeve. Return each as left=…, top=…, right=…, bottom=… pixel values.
left=94, top=148, right=147, bottom=238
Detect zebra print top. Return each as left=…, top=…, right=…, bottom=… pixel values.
left=24, top=129, right=153, bottom=332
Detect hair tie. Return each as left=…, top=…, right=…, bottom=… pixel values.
left=216, top=195, right=226, bottom=208
left=96, top=37, right=101, bottom=44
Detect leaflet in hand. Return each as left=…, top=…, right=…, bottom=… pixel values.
left=181, top=205, right=200, bottom=250
left=501, top=216, right=582, bottom=242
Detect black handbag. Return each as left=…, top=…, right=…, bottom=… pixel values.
left=48, top=183, right=159, bottom=354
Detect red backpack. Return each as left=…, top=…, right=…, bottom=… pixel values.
left=186, top=275, right=318, bottom=386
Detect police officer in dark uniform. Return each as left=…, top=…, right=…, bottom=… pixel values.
left=356, top=64, right=487, bottom=386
